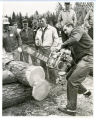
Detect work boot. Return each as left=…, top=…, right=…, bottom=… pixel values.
left=83, top=90, right=91, bottom=98
left=58, top=107, right=76, bottom=116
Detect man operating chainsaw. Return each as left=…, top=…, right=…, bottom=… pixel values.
left=58, top=21, right=93, bottom=116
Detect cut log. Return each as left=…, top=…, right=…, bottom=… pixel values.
left=3, top=83, right=32, bottom=109
left=3, top=70, right=16, bottom=85
left=3, top=54, right=51, bottom=101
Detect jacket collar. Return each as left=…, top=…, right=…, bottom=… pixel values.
left=40, top=24, right=50, bottom=30
left=63, top=9, right=71, bottom=12
left=22, top=27, right=30, bottom=31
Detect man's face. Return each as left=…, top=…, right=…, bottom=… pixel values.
left=38, top=18, right=47, bottom=28
left=63, top=25, right=72, bottom=36
left=13, top=24, right=18, bottom=29
left=23, top=23, right=28, bottom=29
left=3, top=24, right=9, bottom=30
left=65, top=4, right=70, bottom=10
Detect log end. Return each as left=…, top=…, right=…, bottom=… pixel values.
left=26, top=66, right=45, bottom=87
left=32, top=80, right=51, bottom=101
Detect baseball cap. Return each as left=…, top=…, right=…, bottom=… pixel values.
left=65, top=2, right=70, bottom=5
left=3, top=17, right=10, bottom=25
left=22, top=19, right=28, bottom=23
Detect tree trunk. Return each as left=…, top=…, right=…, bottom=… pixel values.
left=3, top=54, right=51, bottom=101
left=3, top=70, right=16, bottom=85
left=3, top=83, right=32, bottom=109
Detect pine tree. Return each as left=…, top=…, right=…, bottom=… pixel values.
left=8, top=17, right=12, bottom=26
left=12, top=12, right=16, bottom=24
left=18, top=12, right=23, bottom=29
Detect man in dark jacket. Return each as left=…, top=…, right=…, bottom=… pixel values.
left=20, top=19, right=36, bottom=64
left=3, top=17, right=22, bottom=61
left=58, top=22, right=93, bottom=116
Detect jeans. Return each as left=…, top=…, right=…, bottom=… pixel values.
left=66, top=55, right=93, bottom=110
left=88, top=27, right=93, bottom=39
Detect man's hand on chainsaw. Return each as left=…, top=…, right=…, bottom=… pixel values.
left=51, top=47, right=60, bottom=53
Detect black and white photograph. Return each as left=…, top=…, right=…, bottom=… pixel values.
left=1, top=0, right=94, bottom=117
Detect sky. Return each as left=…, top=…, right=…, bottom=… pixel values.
left=3, top=1, right=75, bottom=17
left=3, top=1, right=59, bottom=16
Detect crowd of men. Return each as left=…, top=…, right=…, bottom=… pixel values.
left=3, top=2, right=93, bottom=116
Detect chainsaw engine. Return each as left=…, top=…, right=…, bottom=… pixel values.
left=46, top=48, right=72, bottom=71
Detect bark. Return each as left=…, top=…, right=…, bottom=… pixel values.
left=3, top=54, right=51, bottom=101
left=3, top=83, right=32, bottom=109
left=3, top=70, right=16, bottom=85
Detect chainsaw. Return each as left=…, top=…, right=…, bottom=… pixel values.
left=46, top=48, right=72, bottom=70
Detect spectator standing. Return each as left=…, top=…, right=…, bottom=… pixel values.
left=57, top=2, right=77, bottom=42
left=35, top=17, right=59, bottom=83
left=20, top=19, right=36, bottom=64
left=3, top=17, right=22, bottom=61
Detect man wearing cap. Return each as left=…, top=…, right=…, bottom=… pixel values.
left=20, top=19, right=36, bottom=64
left=57, top=2, right=77, bottom=42
left=58, top=21, right=93, bottom=116
left=35, top=17, right=60, bottom=83
left=3, top=17, right=22, bottom=61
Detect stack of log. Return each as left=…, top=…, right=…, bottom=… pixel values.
left=2, top=53, right=51, bottom=109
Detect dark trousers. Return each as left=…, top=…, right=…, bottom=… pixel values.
left=20, top=44, right=37, bottom=65
left=40, top=61, right=57, bottom=84
left=39, top=46, right=57, bottom=84
left=66, top=55, right=93, bottom=110
left=21, top=52, right=37, bottom=65
left=88, top=27, right=93, bottom=39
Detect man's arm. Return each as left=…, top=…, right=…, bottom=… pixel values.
left=56, top=11, right=63, bottom=29
left=84, top=11, right=90, bottom=26
left=51, top=27, right=60, bottom=51
left=15, top=31, right=22, bottom=52
left=15, top=31, right=22, bottom=46
left=58, top=11, right=62, bottom=22
left=62, top=28, right=83, bottom=48
left=73, top=11, right=77, bottom=26
left=35, top=30, right=42, bottom=46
